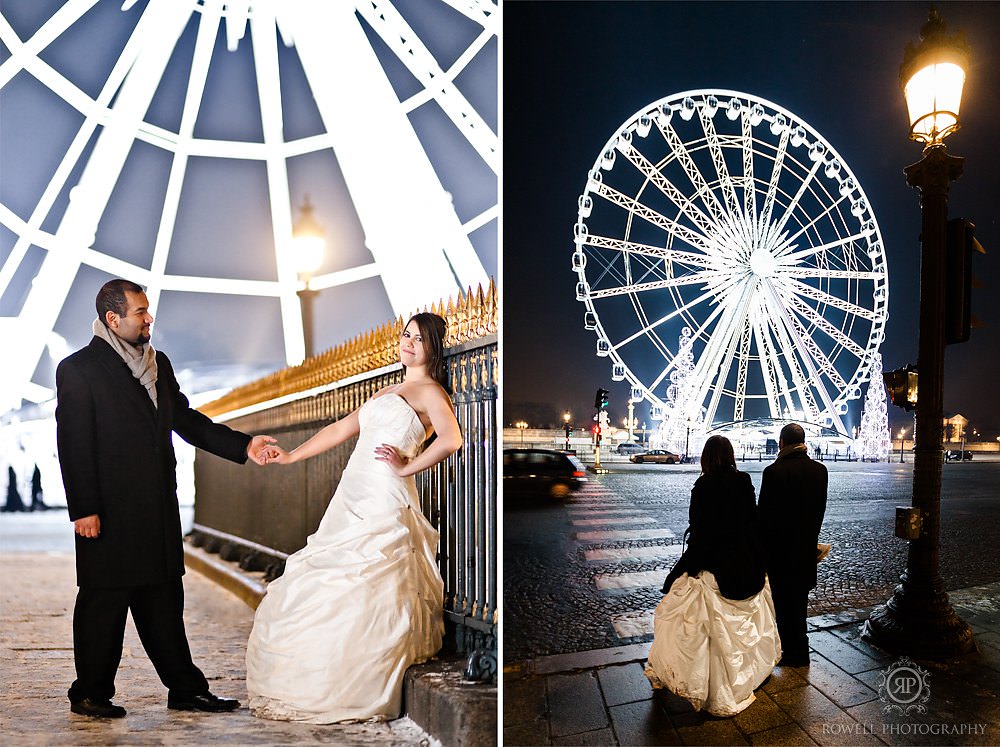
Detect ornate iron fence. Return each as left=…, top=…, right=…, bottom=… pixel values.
left=189, top=284, right=497, bottom=679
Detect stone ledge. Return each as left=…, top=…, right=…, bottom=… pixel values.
left=405, top=658, right=498, bottom=747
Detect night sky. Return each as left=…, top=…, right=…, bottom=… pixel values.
left=502, top=1, right=1000, bottom=438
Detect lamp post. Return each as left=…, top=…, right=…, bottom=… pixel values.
left=515, top=420, right=528, bottom=446
left=292, top=196, right=325, bottom=359
left=898, top=428, right=907, bottom=463
left=864, top=7, right=974, bottom=657
left=563, top=411, right=572, bottom=451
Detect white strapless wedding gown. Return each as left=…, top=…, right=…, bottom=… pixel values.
left=246, top=393, right=444, bottom=723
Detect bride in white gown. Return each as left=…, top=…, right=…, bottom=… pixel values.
left=245, top=313, right=463, bottom=724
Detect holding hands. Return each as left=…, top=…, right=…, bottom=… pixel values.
left=247, top=435, right=278, bottom=465
left=260, top=444, right=292, bottom=465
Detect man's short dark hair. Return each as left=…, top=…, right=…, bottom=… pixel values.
left=779, top=422, right=806, bottom=445
left=96, top=279, right=144, bottom=327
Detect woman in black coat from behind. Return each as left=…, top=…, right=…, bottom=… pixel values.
left=664, top=436, right=765, bottom=601
left=645, top=435, right=780, bottom=717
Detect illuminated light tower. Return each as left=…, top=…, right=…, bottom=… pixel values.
left=857, top=354, right=892, bottom=461
left=863, top=7, right=975, bottom=657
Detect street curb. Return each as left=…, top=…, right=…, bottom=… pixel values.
left=183, top=542, right=266, bottom=610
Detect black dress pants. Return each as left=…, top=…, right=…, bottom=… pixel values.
left=68, top=576, right=208, bottom=704
left=771, top=582, right=810, bottom=661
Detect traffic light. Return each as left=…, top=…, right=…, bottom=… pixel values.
left=884, top=364, right=918, bottom=411
left=594, top=388, right=609, bottom=409
left=945, top=218, right=986, bottom=345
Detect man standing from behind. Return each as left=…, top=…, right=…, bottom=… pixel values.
left=758, top=422, right=828, bottom=667
left=56, top=279, right=276, bottom=718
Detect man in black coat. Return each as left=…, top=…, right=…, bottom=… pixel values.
left=758, top=423, right=828, bottom=667
left=56, top=279, right=275, bottom=719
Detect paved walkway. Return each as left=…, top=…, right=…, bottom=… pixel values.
left=504, top=584, right=1000, bottom=746
left=0, top=550, right=437, bottom=746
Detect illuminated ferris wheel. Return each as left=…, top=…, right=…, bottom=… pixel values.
left=573, top=90, right=888, bottom=436
left=0, top=0, right=496, bottom=409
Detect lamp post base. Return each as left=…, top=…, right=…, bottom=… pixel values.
left=862, top=575, right=976, bottom=658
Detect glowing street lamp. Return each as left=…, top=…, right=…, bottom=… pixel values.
left=515, top=420, right=528, bottom=445
left=900, top=8, right=969, bottom=147
left=563, top=411, right=572, bottom=451
left=292, top=196, right=326, bottom=359
left=863, top=7, right=974, bottom=658
left=898, top=428, right=907, bottom=463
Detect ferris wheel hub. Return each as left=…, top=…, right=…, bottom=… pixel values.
left=748, top=247, right=777, bottom=278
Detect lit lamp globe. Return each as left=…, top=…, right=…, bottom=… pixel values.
left=292, top=197, right=325, bottom=286
left=900, top=8, right=970, bottom=148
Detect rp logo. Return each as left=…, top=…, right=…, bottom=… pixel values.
left=878, top=657, right=930, bottom=715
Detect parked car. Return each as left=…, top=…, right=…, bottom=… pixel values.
left=630, top=449, right=681, bottom=465
left=616, top=443, right=645, bottom=456
left=503, top=448, right=587, bottom=500
left=945, top=449, right=973, bottom=462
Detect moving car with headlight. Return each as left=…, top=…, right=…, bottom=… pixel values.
left=503, top=448, right=587, bottom=500
left=630, top=449, right=681, bottom=465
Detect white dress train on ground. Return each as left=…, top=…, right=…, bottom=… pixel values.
left=246, top=393, right=444, bottom=723
left=645, top=571, right=780, bottom=717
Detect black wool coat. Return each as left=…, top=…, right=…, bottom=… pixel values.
left=56, top=337, right=252, bottom=589
left=758, top=450, right=828, bottom=591
left=663, top=468, right=766, bottom=601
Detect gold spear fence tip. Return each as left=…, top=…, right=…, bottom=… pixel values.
left=199, top=279, right=497, bottom=418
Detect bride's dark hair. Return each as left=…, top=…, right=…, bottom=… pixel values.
left=405, top=312, right=450, bottom=392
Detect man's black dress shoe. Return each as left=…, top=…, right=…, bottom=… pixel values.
left=70, top=698, right=127, bottom=718
left=167, top=692, right=240, bottom=712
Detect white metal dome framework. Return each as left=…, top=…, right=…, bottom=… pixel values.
left=573, top=90, right=889, bottom=437
left=0, top=0, right=497, bottom=411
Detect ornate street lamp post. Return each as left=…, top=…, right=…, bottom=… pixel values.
left=898, top=428, right=906, bottom=463
left=292, top=196, right=325, bottom=359
left=515, top=420, right=528, bottom=446
left=864, top=7, right=975, bottom=657
left=563, top=411, right=572, bottom=451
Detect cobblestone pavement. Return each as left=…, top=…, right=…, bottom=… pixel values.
left=504, top=461, right=1000, bottom=662
left=0, top=550, right=436, bottom=746
left=504, top=582, right=1000, bottom=746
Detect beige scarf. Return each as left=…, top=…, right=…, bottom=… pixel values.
left=92, top=318, right=158, bottom=409
left=775, top=442, right=809, bottom=461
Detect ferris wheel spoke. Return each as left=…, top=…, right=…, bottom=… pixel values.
left=758, top=285, right=821, bottom=420
left=617, top=143, right=718, bottom=238
left=594, top=185, right=719, bottom=256
left=587, top=272, right=714, bottom=299
left=583, top=234, right=713, bottom=269
left=656, top=119, right=730, bottom=230
left=699, top=110, right=741, bottom=218
left=778, top=267, right=882, bottom=281
left=646, top=284, right=736, bottom=395
left=733, top=317, right=753, bottom=421
left=778, top=192, right=855, bottom=253
left=146, top=3, right=222, bottom=314
left=778, top=229, right=873, bottom=265
left=741, top=115, right=756, bottom=224
left=785, top=278, right=877, bottom=321
left=356, top=1, right=498, bottom=172
left=751, top=304, right=785, bottom=418
left=765, top=280, right=850, bottom=397
left=613, top=274, right=743, bottom=354
left=785, top=293, right=868, bottom=359
left=0, top=0, right=98, bottom=88
left=695, top=283, right=756, bottom=425
left=757, top=125, right=792, bottom=230
left=768, top=156, right=823, bottom=241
